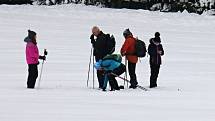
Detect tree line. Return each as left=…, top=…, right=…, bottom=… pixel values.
left=0, top=0, right=214, bottom=15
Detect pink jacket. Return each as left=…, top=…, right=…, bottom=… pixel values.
left=26, top=42, right=39, bottom=64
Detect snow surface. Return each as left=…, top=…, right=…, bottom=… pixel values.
left=0, top=4, right=215, bottom=121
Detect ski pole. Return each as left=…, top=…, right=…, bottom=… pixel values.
left=124, top=58, right=126, bottom=86
left=37, top=49, right=48, bottom=89
left=87, top=47, right=93, bottom=87
left=111, top=73, right=148, bottom=91
left=92, top=52, right=95, bottom=89
left=124, top=58, right=128, bottom=88
left=38, top=60, right=44, bottom=89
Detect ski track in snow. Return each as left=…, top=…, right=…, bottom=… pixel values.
left=0, top=4, right=215, bottom=121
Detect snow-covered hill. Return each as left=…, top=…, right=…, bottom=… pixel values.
left=0, top=4, right=215, bottom=121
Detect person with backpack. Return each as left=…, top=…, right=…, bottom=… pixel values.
left=90, top=26, right=116, bottom=89
left=24, top=30, right=46, bottom=89
left=148, top=32, right=164, bottom=88
left=120, top=29, right=138, bottom=89
left=94, top=54, right=125, bottom=91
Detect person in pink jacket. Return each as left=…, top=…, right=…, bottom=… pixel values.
left=25, top=30, right=46, bottom=89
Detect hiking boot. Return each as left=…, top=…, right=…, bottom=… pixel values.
left=115, top=87, right=120, bottom=90
left=119, top=85, right=124, bottom=89
left=150, top=85, right=157, bottom=88
left=129, top=85, right=137, bottom=89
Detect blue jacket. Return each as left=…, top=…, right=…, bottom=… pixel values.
left=94, top=59, right=121, bottom=89
left=94, top=59, right=121, bottom=71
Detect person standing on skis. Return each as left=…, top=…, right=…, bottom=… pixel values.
left=24, top=30, right=46, bottom=89
left=148, top=32, right=164, bottom=88
left=120, top=29, right=138, bottom=89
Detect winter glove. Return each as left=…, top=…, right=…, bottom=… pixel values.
left=90, top=34, right=94, bottom=40
left=105, top=70, right=112, bottom=75
left=39, top=56, right=46, bottom=61
left=157, top=51, right=162, bottom=55
left=121, top=51, right=126, bottom=56
left=44, top=49, right=48, bottom=56
left=90, top=34, right=95, bottom=45
left=98, top=69, right=105, bottom=76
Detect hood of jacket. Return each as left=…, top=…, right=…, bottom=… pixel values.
left=150, top=38, right=161, bottom=45
left=24, top=37, right=31, bottom=43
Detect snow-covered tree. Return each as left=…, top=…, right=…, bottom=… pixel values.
left=0, top=0, right=33, bottom=4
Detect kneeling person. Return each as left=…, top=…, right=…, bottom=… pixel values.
left=94, top=54, right=126, bottom=91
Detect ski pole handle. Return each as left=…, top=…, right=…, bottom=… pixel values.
left=44, top=49, right=48, bottom=56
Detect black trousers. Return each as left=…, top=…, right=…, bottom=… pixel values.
left=128, top=61, right=138, bottom=87
left=108, top=64, right=126, bottom=90
left=150, top=64, right=160, bottom=87
left=27, top=64, right=38, bottom=88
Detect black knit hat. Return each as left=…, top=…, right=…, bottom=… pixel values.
left=155, top=32, right=160, bottom=38
left=123, top=29, right=132, bottom=38
left=28, top=30, right=36, bottom=39
left=154, top=32, right=161, bottom=43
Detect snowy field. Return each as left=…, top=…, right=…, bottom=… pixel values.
left=0, top=4, right=215, bottom=121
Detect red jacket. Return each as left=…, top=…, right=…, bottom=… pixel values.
left=121, top=35, right=138, bottom=63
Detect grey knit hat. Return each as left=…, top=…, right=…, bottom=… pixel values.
left=28, top=30, right=36, bottom=39
left=123, top=28, right=132, bottom=38
left=24, top=30, right=37, bottom=43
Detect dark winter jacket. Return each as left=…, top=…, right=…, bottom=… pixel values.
left=148, top=38, right=164, bottom=65
left=91, top=31, right=109, bottom=61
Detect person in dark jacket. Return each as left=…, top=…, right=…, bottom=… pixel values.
left=120, top=29, right=138, bottom=89
left=148, top=32, right=164, bottom=88
left=24, top=30, right=46, bottom=89
left=90, top=26, right=110, bottom=89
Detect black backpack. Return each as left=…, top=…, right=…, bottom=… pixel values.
left=105, top=34, right=116, bottom=54
left=135, top=38, right=147, bottom=57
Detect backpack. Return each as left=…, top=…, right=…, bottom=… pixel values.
left=103, top=54, right=122, bottom=63
left=105, top=34, right=116, bottom=54
left=135, top=38, right=147, bottom=57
